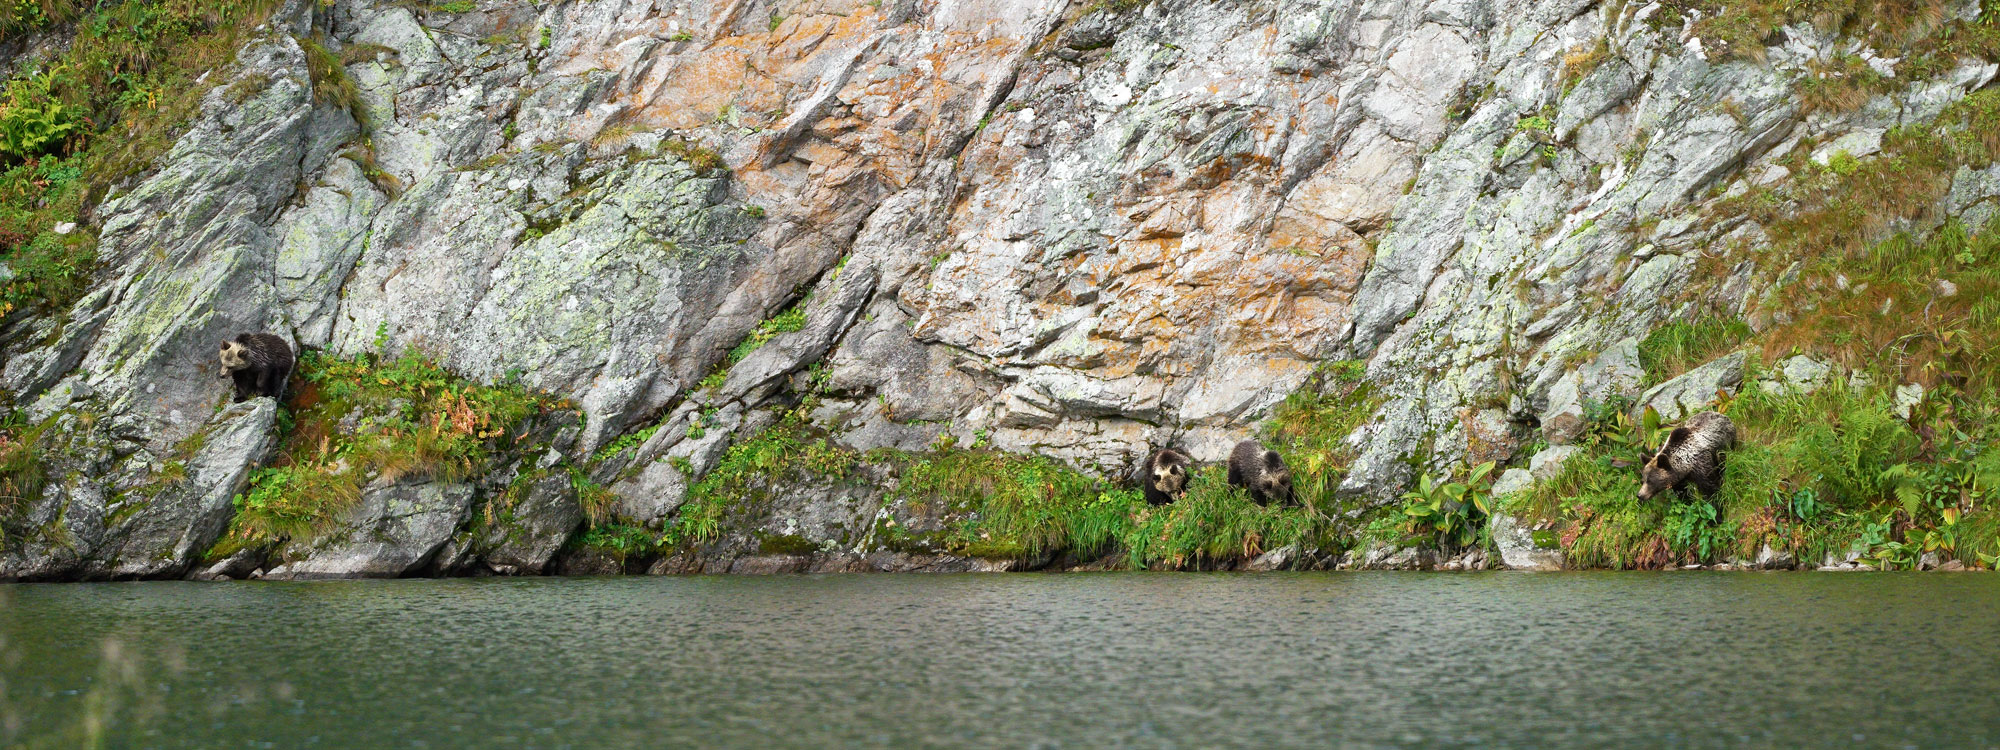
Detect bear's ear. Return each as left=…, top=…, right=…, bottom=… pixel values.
left=1652, top=449, right=1674, bottom=473
left=1660, top=426, right=1690, bottom=454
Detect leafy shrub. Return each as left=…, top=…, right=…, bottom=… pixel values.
left=0, top=422, right=50, bottom=538
left=1374, top=461, right=1497, bottom=550
left=0, top=70, right=84, bottom=161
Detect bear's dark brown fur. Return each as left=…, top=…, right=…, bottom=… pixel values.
left=1637, top=411, right=1736, bottom=501
left=218, top=332, right=295, bottom=403
left=1227, top=439, right=1295, bottom=506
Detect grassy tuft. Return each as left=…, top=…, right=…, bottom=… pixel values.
left=218, top=349, right=561, bottom=550
left=1637, top=317, right=1751, bottom=383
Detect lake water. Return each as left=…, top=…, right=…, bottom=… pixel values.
left=3, top=573, right=1998, bottom=749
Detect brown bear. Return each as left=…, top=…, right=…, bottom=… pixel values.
left=1637, top=411, right=1736, bottom=501
left=1140, top=447, right=1192, bottom=506
left=1227, top=439, right=1295, bottom=506
left=218, top=332, right=295, bottom=403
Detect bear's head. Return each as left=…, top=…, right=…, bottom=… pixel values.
left=1152, top=455, right=1187, bottom=496
left=218, top=339, right=253, bottom=372
left=1636, top=427, right=1690, bottom=500
left=1258, top=451, right=1295, bottom=504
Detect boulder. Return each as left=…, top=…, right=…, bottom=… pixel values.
left=1489, top=514, right=1563, bottom=571
left=265, top=480, right=475, bottom=580
left=1639, top=351, right=1749, bottom=422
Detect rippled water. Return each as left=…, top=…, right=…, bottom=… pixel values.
left=3, top=573, right=1999, bottom=748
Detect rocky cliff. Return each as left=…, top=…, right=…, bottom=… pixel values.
left=3, top=0, right=1997, bottom=578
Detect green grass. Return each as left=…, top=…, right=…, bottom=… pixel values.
left=0, top=419, right=52, bottom=543
left=1, top=0, right=277, bottom=316
left=298, top=34, right=368, bottom=132
left=726, top=304, right=806, bottom=364
left=1637, top=317, right=1752, bottom=383
left=1262, top=360, right=1378, bottom=512
left=216, top=349, right=563, bottom=552
left=579, top=367, right=1379, bottom=571
left=696, top=300, right=808, bottom=390
left=1526, top=91, right=2000, bottom=568
left=1509, top=374, right=2000, bottom=569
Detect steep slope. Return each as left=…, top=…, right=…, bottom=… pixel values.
left=2, top=0, right=1997, bottom=577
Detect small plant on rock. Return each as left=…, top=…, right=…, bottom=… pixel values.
left=1381, top=461, right=1497, bottom=550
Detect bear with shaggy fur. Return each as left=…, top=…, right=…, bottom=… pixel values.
left=218, top=332, right=295, bottom=403
left=1139, top=448, right=1192, bottom=505
left=1637, top=411, right=1736, bottom=501
left=1227, top=439, right=1295, bottom=506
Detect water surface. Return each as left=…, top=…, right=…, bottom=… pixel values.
left=4, top=573, right=1998, bottom=748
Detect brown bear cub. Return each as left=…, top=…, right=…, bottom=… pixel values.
left=1140, top=448, right=1192, bottom=505
left=1637, top=411, right=1736, bottom=501
left=1228, top=439, right=1295, bottom=506
left=218, top=332, right=295, bottom=403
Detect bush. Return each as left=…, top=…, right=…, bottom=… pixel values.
left=0, top=70, right=84, bottom=161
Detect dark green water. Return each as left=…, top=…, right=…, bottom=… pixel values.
left=3, top=573, right=1999, bottom=749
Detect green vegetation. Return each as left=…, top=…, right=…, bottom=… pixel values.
left=658, top=136, right=725, bottom=175
left=726, top=304, right=806, bottom=364
left=1636, top=317, right=1751, bottom=382
left=297, top=35, right=367, bottom=131
left=1370, top=461, right=1498, bottom=550
left=572, top=363, right=1381, bottom=569
left=1511, top=369, right=2000, bottom=570
left=0, top=419, right=51, bottom=543
left=1262, top=360, right=1377, bottom=510
left=216, top=349, right=562, bottom=553
left=1510, top=49, right=2000, bottom=571
left=1, top=0, right=276, bottom=316
left=695, top=300, right=807, bottom=391
left=1797, top=54, right=1891, bottom=115
left=1654, top=0, right=2000, bottom=113
left=575, top=408, right=858, bottom=559
left=890, top=446, right=1330, bottom=569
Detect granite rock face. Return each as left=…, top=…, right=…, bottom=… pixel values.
left=5, top=0, right=2000, bottom=577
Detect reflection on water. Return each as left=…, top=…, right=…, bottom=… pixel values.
left=3, top=573, right=1999, bottom=749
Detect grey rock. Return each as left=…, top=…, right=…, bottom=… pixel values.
left=1894, top=383, right=1926, bottom=419
left=1242, top=544, right=1298, bottom=572
left=1491, top=468, right=1533, bottom=498
left=1639, top=351, right=1749, bottom=422
left=12, top=0, right=2000, bottom=578
left=1758, top=355, right=1833, bottom=395
left=1753, top=543, right=1796, bottom=570
left=729, top=555, right=811, bottom=575
left=1529, top=445, right=1582, bottom=479
left=267, top=480, right=475, bottom=579
left=1489, top=514, right=1563, bottom=571
left=1540, top=337, right=1646, bottom=443
left=477, top=471, right=585, bottom=575
left=2, top=400, right=278, bottom=580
